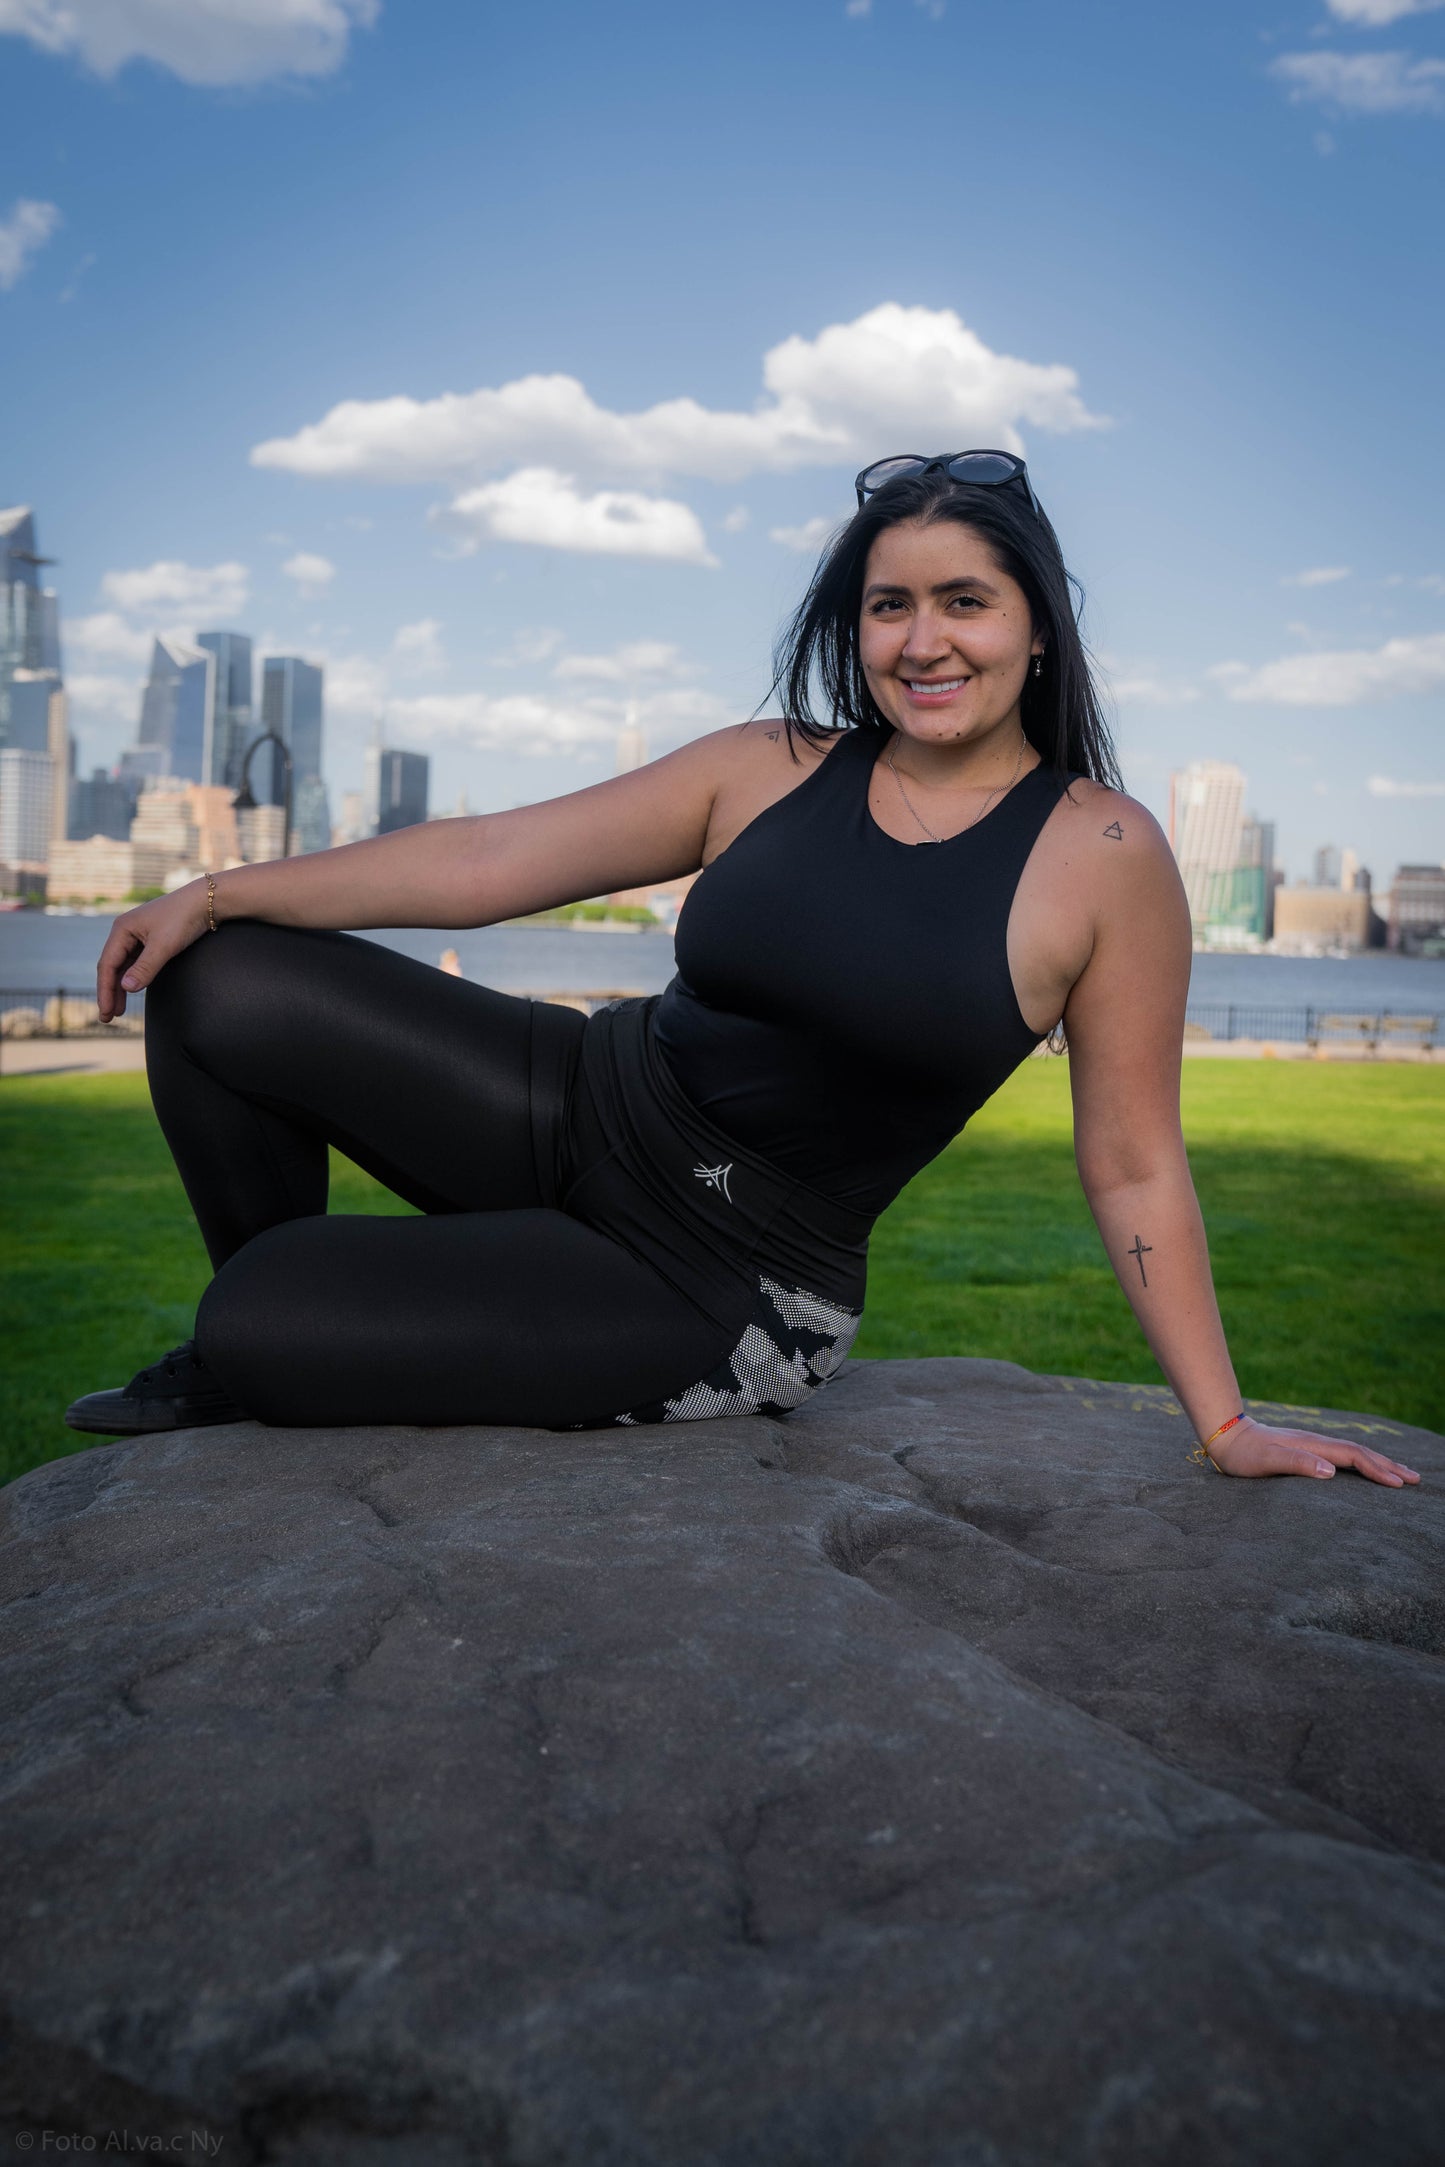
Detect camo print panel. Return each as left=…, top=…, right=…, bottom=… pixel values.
left=605, top=1275, right=861, bottom=1426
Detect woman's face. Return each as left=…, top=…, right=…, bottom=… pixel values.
left=858, top=517, right=1041, bottom=748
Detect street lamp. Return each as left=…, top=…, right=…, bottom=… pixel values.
left=233, top=731, right=293, bottom=861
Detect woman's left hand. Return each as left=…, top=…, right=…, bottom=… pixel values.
left=1204, top=1417, right=1420, bottom=1486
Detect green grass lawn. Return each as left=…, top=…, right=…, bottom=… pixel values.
left=2, top=1060, right=1442, bottom=1485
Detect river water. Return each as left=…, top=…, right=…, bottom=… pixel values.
left=2, top=912, right=1442, bottom=1018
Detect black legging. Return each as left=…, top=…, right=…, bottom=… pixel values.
left=146, top=923, right=733, bottom=1429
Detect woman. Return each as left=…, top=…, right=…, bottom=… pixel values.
left=69, top=452, right=1418, bottom=1488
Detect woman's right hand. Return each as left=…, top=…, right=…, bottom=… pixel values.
left=97, top=879, right=212, bottom=1022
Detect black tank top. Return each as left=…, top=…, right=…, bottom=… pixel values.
left=652, top=727, right=1071, bottom=1216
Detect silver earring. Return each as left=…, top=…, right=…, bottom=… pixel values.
left=1032, top=653, right=1044, bottom=678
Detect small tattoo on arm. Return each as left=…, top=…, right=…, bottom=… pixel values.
left=764, top=728, right=780, bottom=740
left=1128, top=1235, right=1153, bottom=1287
left=1103, top=820, right=1124, bottom=841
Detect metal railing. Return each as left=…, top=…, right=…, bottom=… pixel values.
left=1, top=986, right=146, bottom=1038
left=1183, top=1003, right=1437, bottom=1049
left=3, top=987, right=1438, bottom=1057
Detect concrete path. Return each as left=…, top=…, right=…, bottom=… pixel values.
left=0, top=1034, right=147, bottom=1076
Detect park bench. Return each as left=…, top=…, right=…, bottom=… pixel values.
left=1305, top=1012, right=1438, bottom=1057
left=1306, top=1012, right=1381, bottom=1054
left=1380, top=1013, right=1438, bottom=1056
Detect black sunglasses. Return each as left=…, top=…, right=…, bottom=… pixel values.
left=854, top=449, right=1042, bottom=519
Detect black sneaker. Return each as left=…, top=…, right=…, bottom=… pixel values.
left=65, top=1340, right=248, bottom=1436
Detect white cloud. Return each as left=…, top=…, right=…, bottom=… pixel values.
left=1284, top=565, right=1351, bottom=586
left=387, top=691, right=619, bottom=760
left=250, top=302, right=1103, bottom=489
left=100, top=558, right=250, bottom=620
left=491, top=626, right=564, bottom=669
left=721, top=505, right=750, bottom=534
left=1326, top=1, right=1445, bottom=24
left=1367, top=773, right=1445, bottom=796
left=845, top=1, right=871, bottom=16
left=1212, top=630, right=1445, bottom=704
left=624, top=684, right=743, bottom=753
left=281, top=550, right=335, bottom=596
left=1270, top=50, right=1445, bottom=114
left=0, top=197, right=61, bottom=289
left=0, top=0, right=379, bottom=87
left=1105, top=671, right=1201, bottom=706
left=390, top=617, right=444, bottom=673
left=64, top=671, right=140, bottom=724
left=432, top=468, right=718, bottom=566
left=386, top=681, right=735, bottom=763
left=64, top=611, right=154, bottom=667
left=554, top=641, right=688, bottom=684
left=1382, top=570, right=1445, bottom=591
left=316, top=649, right=387, bottom=731
left=770, top=516, right=839, bottom=553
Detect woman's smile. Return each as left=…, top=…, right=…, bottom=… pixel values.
left=902, top=674, right=971, bottom=705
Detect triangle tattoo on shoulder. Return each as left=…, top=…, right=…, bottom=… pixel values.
left=1103, top=820, right=1124, bottom=841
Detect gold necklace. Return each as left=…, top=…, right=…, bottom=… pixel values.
left=886, top=731, right=1028, bottom=845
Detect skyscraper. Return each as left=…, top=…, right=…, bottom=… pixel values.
left=1237, top=814, right=1276, bottom=940
left=368, top=748, right=429, bottom=835
left=5, top=668, right=57, bottom=752
left=260, top=655, right=328, bottom=851
left=1, top=509, right=67, bottom=805
left=69, top=767, right=137, bottom=842
left=124, top=635, right=215, bottom=787
left=1168, top=761, right=1246, bottom=935
left=1, top=507, right=50, bottom=743
left=0, top=748, right=55, bottom=867
left=196, top=631, right=253, bottom=789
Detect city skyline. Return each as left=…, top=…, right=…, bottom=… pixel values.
left=5, top=492, right=1431, bottom=897
left=1, top=1, right=1442, bottom=880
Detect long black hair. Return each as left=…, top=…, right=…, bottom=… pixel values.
left=769, top=467, right=1122, bottom=790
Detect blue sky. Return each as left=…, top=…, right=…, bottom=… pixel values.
left=2, top=0, right=1443, bottom=880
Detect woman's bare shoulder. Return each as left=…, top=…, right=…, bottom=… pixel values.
left=730, top=716, right=840, bottom=763
left=1051, top=777, right=1175, bottom=877
left=703, top=719, right=841, bottom=860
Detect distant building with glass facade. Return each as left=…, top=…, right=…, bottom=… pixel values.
left=5, top=668, right=58, bottom=753
left=260, top=655, right=328, bottom=850
left=1, top=507, right=49, bottom=744
left=125, top=636, right=215, bottom=788
left=1, top=509, right=71, bottom=868
left=0, top=748, right=55, bottom=866
left=69, top=766, right=137, bottom=842
left=196, top=632, right=253, bottom=790
left=1387, top=865, right=1445, bottom=956
left=367, top=747, right=430, bottom=836
left=1165, top=763, right=1279, bottom=945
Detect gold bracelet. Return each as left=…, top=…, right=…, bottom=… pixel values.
left=1188, top=1409, right=1246, bottom=1470
left=205, top=872, right=218, bottom=934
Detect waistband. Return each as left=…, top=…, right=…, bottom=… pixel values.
left=561, top=996, right=871, bottom=1326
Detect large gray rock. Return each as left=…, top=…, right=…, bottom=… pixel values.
left=2, top=1359, right=1442, bottom=2165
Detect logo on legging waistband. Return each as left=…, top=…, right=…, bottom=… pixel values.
left=693, top=1161, right=734, bottom=1203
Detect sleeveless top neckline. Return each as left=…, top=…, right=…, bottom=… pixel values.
left=856, top=728, right=1052, bottom=851
left=653, top=724, right=1075, bottom=1217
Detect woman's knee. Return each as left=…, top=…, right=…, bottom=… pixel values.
left=147, top=921, right=334, bottom=1064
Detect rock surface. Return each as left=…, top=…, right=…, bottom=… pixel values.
left=2, top=1358, right=1443, bottom=2165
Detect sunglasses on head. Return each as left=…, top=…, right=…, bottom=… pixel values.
left=853, top=450, right=1042, bottom=519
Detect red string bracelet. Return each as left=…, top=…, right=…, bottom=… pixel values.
left=1189, top=1410, right=1246, bottom=1470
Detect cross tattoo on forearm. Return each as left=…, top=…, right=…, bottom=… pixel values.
left=1128, top=1235, right=1153, bottom=1287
